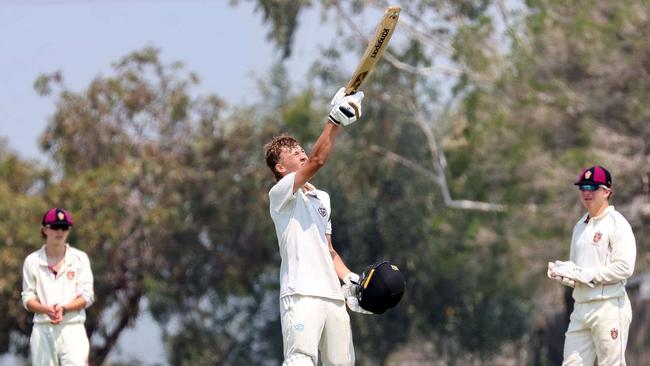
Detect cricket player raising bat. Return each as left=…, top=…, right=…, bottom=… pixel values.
left=547, top=166, right=636, bottom=365
left=264, top=87, right=370, bottom=366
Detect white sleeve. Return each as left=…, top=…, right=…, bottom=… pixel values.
left=594, top=220, right=636, bottom=283
left=269, top=173, right=297, bottom=215
left=76, top=253, right=95, bottom=308
left=569, top=220, right=581, bottom=263
left=21, top=257, right=38, bottom=310
left=326, top=219, right=332, bottom=235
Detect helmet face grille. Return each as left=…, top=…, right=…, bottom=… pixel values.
left=359, top=261, right=405, bottom=314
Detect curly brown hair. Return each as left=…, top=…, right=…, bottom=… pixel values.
left=264, top=134, right=300, bottom=181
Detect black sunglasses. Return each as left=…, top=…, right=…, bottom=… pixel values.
left=48, top=224, right=71, bottom=231
left=578, top=184, right=607, bottom=192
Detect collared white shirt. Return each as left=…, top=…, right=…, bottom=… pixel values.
left=570, top=206, right=636, bottom=303
left=21, top=243, right=94, bottom=324
left=269, top=173, right=344, bottom=301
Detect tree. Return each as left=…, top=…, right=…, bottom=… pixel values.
left=0, top=143, right=48, bottom=357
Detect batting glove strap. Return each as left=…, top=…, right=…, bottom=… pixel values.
left=343, top=272, right=360, bottom=286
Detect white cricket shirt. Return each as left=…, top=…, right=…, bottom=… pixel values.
left=269, top=173, right=344, bottom=301
left=570, top=206, right=636, bottom=303
left=21, top=244, right=95, bottom=324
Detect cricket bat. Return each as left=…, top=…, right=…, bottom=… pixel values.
left=344, top=5, right=400, bottom=95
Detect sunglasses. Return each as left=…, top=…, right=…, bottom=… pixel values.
left=578, top=184, right=608, bottom=192
left=47, top=224, right=71, bottom=231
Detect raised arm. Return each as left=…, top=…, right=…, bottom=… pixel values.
left=293, top=88, right=364, bottom=191
left=293, top=123, right=340, bottom=191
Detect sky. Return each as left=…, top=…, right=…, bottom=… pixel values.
left=0, top=0, right=346, bottom=162
left=0, top=0, right=377, bottom=364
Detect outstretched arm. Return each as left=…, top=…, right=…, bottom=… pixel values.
left=293, top=122, right=341, bottom=191
left=293, top=88, right=364, bottom=191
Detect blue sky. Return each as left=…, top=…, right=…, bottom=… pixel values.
left=0, top=1, right=341, bottom=364
left=0, top=0, right=341, bottom=162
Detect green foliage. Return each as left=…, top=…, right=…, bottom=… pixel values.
left=0, top=145, right=47, bottom=356
left=2, top=0, right=649, bottom=364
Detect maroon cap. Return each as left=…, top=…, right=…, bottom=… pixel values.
left=574, top=166, right=612, bottom=187
left=42, top=208, right=74, bottom=226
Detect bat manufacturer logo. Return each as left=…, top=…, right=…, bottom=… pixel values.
left=370, top=28, right=390, bottom=58
left=293, top=324, right=304, bottom=332
left=350, top=71, right=368, bottom=91
left=610, top=328, right=619, bottom=339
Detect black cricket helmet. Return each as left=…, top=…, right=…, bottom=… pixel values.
left=358, top=261, right=405, bottom=314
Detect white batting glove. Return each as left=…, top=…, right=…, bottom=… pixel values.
left=328, top=88, right=364, bottom=126
left=551, top=261, right=596, bottom=288
left=547, top=262, right=575, bottom=288
left=343, top=272, right=360, bottom=286
left=342, top=283, right=372, bottom=314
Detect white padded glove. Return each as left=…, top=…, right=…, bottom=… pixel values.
left=343, top=272, right=360, bottom=286
left=547, top=262, right=575, bottom=288
left=551, top=261, right=596, bottom=288
left=328, top=87, right=364, bottom=126
left=341, top=272, right=372, bottom=314
left=342, top=283, right=372, bottom=314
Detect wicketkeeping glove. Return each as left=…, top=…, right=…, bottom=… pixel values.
left=547, top=262, right=575, bottom=288
left=551, top=261, right=596, bottom=288
left=328, top=87, right=364, bottom=126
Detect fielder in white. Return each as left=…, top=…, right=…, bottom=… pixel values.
left=264, top=88, right=370, bottom=366
left=21, top=208, right=94, bottom=366
left=548, top=166, right=636, bottom=366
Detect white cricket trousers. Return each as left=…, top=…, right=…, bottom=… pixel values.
left=30, top=322, right=89, bottom=366
left=280, top=294, right=354, bottom=366
left=562, top=295, right=632, bottom=366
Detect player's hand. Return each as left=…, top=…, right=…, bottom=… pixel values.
left=45, top=304, right=58, bottom=320
left=547, top=262, right=576, bottom=288
left=342, top=283, right=372, bottom=314
left=329, top=88, right=364, bottom=126
left=343, top=272, right=360, bottom=286
left=49, top=304, right=64, bottom=324
left=550, top=261, right=595, bottom=288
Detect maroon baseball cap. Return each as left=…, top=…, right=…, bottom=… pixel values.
left=574, top=166, right=612, bottom=188
left=42, top=208, right=74, bottom=227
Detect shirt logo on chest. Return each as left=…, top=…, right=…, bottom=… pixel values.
left=592, top=231, right=602, bottom=246
left=66, top=270, right=76, bottom=280
left=610, top=328, right=619, bottom=340
left=318, top=204, right=328, bottom=218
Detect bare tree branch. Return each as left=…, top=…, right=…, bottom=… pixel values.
left=332, top=1, right=463, bottom=77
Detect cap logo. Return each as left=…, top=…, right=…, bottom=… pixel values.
left=57, top=211, right=65, bottom=221
left=584, top=171, right=592, bottom=179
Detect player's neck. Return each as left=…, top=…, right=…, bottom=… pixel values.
left=588, top=203, right=609, bottom=219
left=45, top=241, right=67, bottom=258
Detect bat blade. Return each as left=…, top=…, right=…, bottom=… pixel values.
left=344, top=6, right=400, bottom=95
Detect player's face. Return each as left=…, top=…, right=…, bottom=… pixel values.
left=44, top=225, right=71, bottom=243
left=277, top=145, right=307, bottom=176
left=578, top=184, right=611, bottom=215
